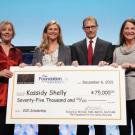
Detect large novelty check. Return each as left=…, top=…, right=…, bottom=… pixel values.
left=6, top=66, right=126, bottom=125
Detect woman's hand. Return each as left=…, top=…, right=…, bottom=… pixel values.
left=0, top=69, right=13, bottom=78
left=56, top=61, right=64, bottom=66
left=19, top=63, right=28, bottom=68
left=121, top=62, right=130, bottom=69
left=98, top=61, right=109, bottom=66
left=121, top=63, right=135, bottom=69
left=71, top=60, right=79, bottom=66
left=110, top=63, right=119, bottom=68
left=35, top=62, right=42, bottom=67
left=129, top=63, right=135, bottom=69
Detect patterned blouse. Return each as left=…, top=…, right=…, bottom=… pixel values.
left=42, top=46, right=59, bottom=65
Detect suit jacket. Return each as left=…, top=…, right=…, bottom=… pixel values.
left=71, top=37, right=114, bottom=65
left=32, top=45, right=71, bottom=65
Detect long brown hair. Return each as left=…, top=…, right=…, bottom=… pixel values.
left=39, top=20, right=64, bottom=52
left=119, top=18, right=135, bottom=46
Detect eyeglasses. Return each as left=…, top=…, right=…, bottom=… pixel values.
left=84, top=25, right=97, bottom=30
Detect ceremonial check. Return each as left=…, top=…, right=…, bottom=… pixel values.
left=6, top=66, right=126, bottom=125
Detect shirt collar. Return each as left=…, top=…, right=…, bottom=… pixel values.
left=86, top=36, right=97, bottom=49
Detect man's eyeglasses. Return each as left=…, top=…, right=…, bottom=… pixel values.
left=83, top=25, right=97, bottom=30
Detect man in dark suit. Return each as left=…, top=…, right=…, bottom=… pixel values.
left=71, top=16, right=115, bottom=135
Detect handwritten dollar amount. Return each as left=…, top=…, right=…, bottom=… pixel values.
left=76, top=97, right=87, bottom=102
left=91, top=90, right=114, bottom=96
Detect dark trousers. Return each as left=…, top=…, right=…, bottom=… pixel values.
left=119, top=100, right=135, bottom=135
left=38, top=124, right=59, bottom=135
left=0, top=106, right=14, bottom=135
left=77, top=125, right=106, bottom=135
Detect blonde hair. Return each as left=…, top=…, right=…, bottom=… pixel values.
left=39, top=20, right=64, bottom=52
left=0, top=21, right=15, bottom=39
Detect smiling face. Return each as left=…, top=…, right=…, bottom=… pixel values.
left=45, top=23, right=60, bottom=42
left=0, top=23, right=14, bottom=43
left=123, top=21, right=135, bottom=42
left=83, top=18, right=98, bottom=39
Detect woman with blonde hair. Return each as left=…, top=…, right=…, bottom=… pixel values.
left=0, top=21, right=22, bottom=135
left=32, top=20, right=71, bottom=66
left=32, top=20, right=71, bottom=135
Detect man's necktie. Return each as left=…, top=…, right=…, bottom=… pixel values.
left=87, top=40, right=93, bottom=65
